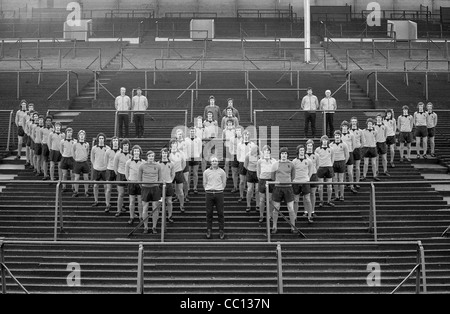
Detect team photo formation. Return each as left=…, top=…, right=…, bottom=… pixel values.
left=13, top=89, right=438, bottom=239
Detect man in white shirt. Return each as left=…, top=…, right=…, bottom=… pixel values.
left=301, top=87, right=319, bottom=138
left=203, top=155, right=227, bottom=240
left=131, top=87, right=148, bottom=138
left=320, top=90, right=337, bottom=138
left=115, top=87, right=131, bottom=138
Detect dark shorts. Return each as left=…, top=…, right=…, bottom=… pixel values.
left=293, top=183, right=311, bottom=195
left=272, top=186, right=294, bottom=203
left=73, top=161, right=90, bottom=175
left=353, top=147, right=362, bottom=161
left=35, top=143, right=42, bottom=156
left=238, top=162, right=247, bottom=176
left=164, top=183, right=175, bottom=197
left=346, top=152, right=354, bottom=166
left=128, top=183, right=141, bottom=196
left=310, top=174, right=319, bottom=189
left=188, top=158, right=201, bottom=167
left=246, top=170, right=258, bottom=184
left=18, top=126, right=25, bottom=137
left=117, top=173, right=127, bottom=187
left=26, top=136, right=32, bottom=147
left=415, top=126, right=428, bottom=138
left=376, top=142, right=387, bottom=155
left=363, top=147, right=378, bottom=159
left=231, top=156, right=239, bottom=168
left=386, top=135, right=396, bottom=146
left=399, top=132, right=412, bottom=144
left=317, top=166, right=334, bottom=179
left=60, top=157, right=74, bottom=170
left=93, top=169, right=107, bottom=181
left=258, top=179, right=274, bottom=194
left=333, top=160, right=346, bottom=174
left=42, top=144, right=50, bottom=161
left=30, top=140, right=35, bottom=150
left=106, top=169, right=117, bottom=182
left=427, top=127, right=435, bottom=138
left=49, top=150, right=62, bottom=163
left=173, top=171, right=184, bottom=184
left=142, top=186, right=161, bottom=202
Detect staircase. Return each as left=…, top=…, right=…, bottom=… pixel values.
left=2, top=240, right=448, bottom=294
left=69, top=45, right=128, bottom=110
left=319, top=44, right=374, bottom=109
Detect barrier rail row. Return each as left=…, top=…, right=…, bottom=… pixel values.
left=0, top=179, right=449, bottom=244
left=0, top=238, right=428, bottom=294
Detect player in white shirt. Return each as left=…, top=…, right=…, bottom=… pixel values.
left=340, top=121, right=358, bottom=194
left=383, top=109, right=397, bottom=168
left=330, top=130, right=349, bottom=202
left=185, top=127, right=203, bottom=194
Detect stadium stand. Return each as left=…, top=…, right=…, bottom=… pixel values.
left=1, top=3, right=450, bottom=295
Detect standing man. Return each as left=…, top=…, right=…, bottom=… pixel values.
left=361, top=118, right=379, bottom=181
left=301, top=87, right=319, bottom=138
left=203, top=95, right=221, bottom=123
left=91, top=133, right=110, bottom=208
left=320, top=90, right=337, bottom=138
left=40, top=116, right=54, bottom=181
left=72, top=130, right=91, bottom=197
left=104, top=136, right=120, bottom=213
left=203, top=155, right=227, bottom=240
left=426, top=102, right=438, bottom=157
left=413, top=102, right=429, bottom=159
left=48, top=122, right=65, bottom=182
left=15, top=100, right=28, bottom=160
left=374, top=114, right=389, bottom=176
left=271, top=147, right=297, bottom=234
left=315, top=135, right=335, bottom=208
left=397, top=105, right=414, bottom=163
left=330, top=130, right=349, bottom=202
left=115, top=87, right=131, bottom=138
left=185, top=127, right=203, bottom=195
left=383, top=109, right=397, bottom=168
left=138, top=150, right=162, bottom=234
left=221, top=98, right=240, bottom=122
left=131, top=87, right=148, bottom=138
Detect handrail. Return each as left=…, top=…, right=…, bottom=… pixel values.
left=6, top=110, right=13, bottom=151
left=3, top=178, right=450, bottom=243
left=390, top=241, right=427, bottom=294
left=366, top=71, right=399, bottom=101
left=0, top=240, right=29, bottom=294
left=1, top=239, right=424, bottom=294
left=154, top=57, right=292, bottom=70
left=404, top=59, right=450, bottom=71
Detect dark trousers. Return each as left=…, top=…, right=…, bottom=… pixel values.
left=134, top=114, right=145, bottom=138
left=118, top=113, right=129, bottom=138
left=325, top=113, right=334, bottom=137
left=304, top=111, right=316, bottom=137
left=206, top=192, right=224, bottom=231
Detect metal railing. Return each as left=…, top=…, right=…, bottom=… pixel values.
left=0, top=110, right=14, bottom=151
left=45, top=109, right=187, bottom=140
left=253, top=108, right=390, bottom=138
left=0, top=239, right=427, bottom=294
left=0, top=239, right=29, bottom=294
left=0, top=177, right=441, bottom=243
left=114, top=110, right=188, bottom=138
left=164, top=12, right=217, bottom=18
left=0, top=58, right=43, bottom=70
left=391, top=241, right=427, bottom=294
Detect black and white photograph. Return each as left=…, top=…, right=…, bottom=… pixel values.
left=0, top=0, right=449, bottom=299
